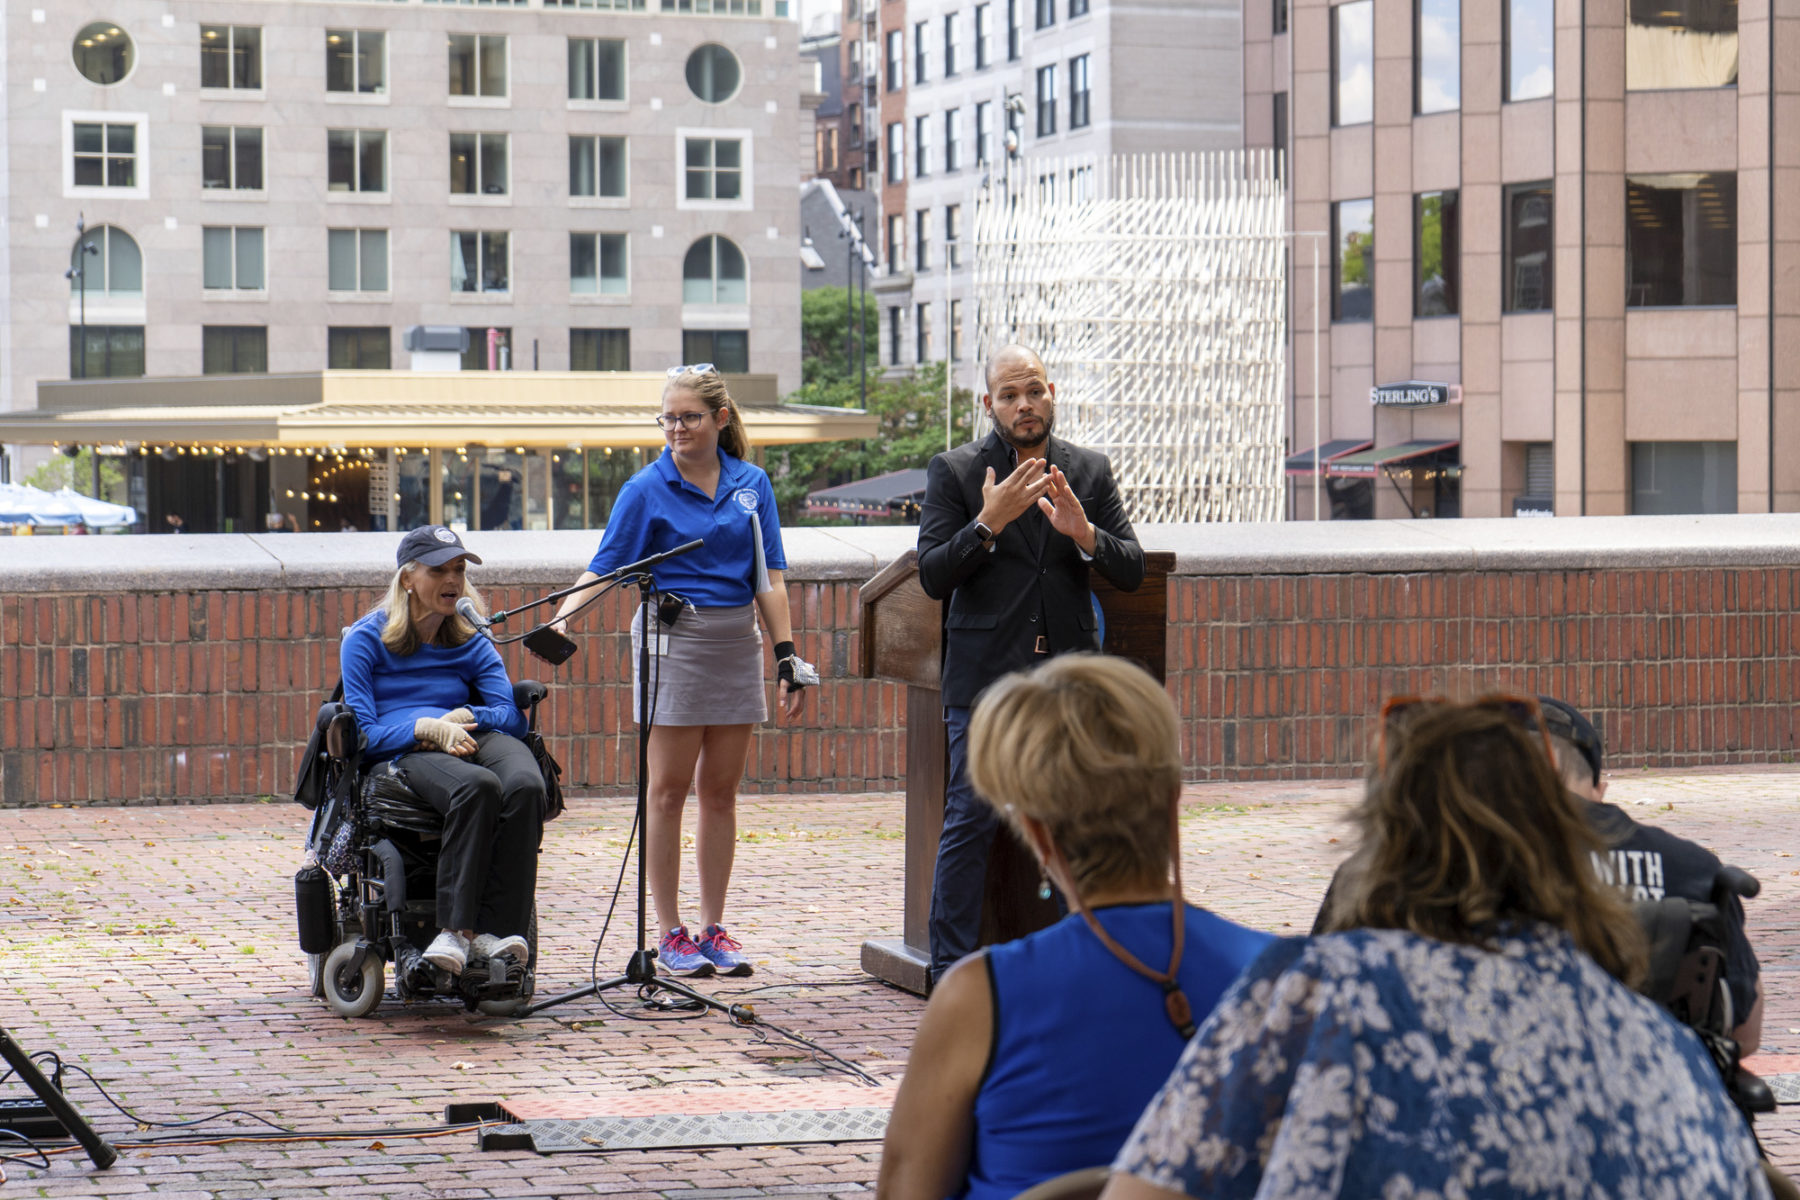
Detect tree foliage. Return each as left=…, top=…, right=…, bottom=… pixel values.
left=769, top=287, right=978, bottom=523
left=26, top=448, right=124, bottom=500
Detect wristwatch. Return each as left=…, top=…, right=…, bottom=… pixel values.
left=974, top=520, right=996, bottom=544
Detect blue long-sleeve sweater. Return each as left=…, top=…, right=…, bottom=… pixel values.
left=340, top=611, right=526, bottom=761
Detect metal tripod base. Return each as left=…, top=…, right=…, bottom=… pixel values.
left=523, top=949, right=744, bottom=1020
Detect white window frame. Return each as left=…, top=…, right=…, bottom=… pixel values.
left=945, top=13, right=962, bottom=76
left=675, top=128, right=753, bottom=211
left=914, top=20, right=930, bottom=84
left=914, top=115, right=931, bottom=178
left=569, top=134, right=630, bottom=205
left=448, top=33, right=510, bottom=106
left=567, top=36, right=628, bottom=107
left=450, top=230, right=510, bottom=297
left=976, top=101, right=993, bottom=165
left=570, top=231, right=630, bottom=298
left=202, top=225, right=267, bottom=296
left=63, top=112, right=149, bottom=200
left=199, top=24, right=264, bottom=96
left=682, top=234, right=749, bottom=312
left=201, top=124, right=265, bottom=194
left=448, top=131, right=510, bottom=202
left=327, top=228, right=390, bottom=297
left=886, top=121, right=905, bottom=184
left=975, top=3, right=992, bottom=69
left=327, top=128, right=390, bottom=202
left=945, top=108, right=961, bottom=172
left=325, top=29, right=388, bottom=104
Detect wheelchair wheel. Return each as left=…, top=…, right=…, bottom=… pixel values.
left=476, top=906, right=538, bottom=1018
left=307, top=952, right=326, bottom=999
left=323, top=942, right=385, bottom=1019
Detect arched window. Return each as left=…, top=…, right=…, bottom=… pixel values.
left=682, top=235, right=746, bottom=305
left=70, top=226, right=142, bottom=296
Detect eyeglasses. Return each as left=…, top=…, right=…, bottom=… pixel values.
left=1377, top=693, right=1557, bottom=770
left=665, top=363, right=716, bottom=378
left=654, top=411, right=712, bottom=431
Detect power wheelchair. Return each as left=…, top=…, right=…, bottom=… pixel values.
left=293, top=680, right=551, bottom=1019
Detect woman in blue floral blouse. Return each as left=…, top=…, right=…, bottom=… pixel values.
left=1104, top=696, right=1770, bottom=1200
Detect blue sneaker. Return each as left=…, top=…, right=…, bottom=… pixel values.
left=697, top=924, right=753, bottom=977
left=657, top=926, right=715, bottom=978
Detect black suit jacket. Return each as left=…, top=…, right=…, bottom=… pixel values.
left=916, top=432, right=1144, bottom=707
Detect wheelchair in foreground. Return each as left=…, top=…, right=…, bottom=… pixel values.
left=293, top=680, right=551, bottom=1019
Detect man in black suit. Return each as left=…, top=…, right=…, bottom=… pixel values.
left=916, top=343, right=1145, bottom=983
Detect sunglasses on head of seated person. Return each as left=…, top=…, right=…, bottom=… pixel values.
left=1377, top=693, right=1557, bottom=771
left=665, top=363, right=717, bottom=378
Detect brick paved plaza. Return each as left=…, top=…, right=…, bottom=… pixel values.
left=3, top=773, right=1797, bottom=1197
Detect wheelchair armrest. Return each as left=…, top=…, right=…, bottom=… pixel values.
left=1716, top=865, right=1760, bottom=902
left=325, top=710, right=361, bottom=761
left=1735, top=1068, right=1778, bottom=1115
left=513, top=680, right=548, bottom=712
left=315, top=701, right=350, bottom=735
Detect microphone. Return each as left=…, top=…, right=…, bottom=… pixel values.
left=455, top=596, right=493, bottom=631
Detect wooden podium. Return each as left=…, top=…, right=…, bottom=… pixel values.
left=857, top=548, right=1175, bottom=994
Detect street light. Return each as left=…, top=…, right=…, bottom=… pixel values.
left=64, top=213, right=100, bottom=379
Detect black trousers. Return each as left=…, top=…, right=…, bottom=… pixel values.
left=395, top=731, right=543, bottom=935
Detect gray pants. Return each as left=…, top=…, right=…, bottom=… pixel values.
left=395, top=731, right=543, bottom=935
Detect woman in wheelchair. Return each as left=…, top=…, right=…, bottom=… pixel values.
left=339, top=525, right=543, bottom=977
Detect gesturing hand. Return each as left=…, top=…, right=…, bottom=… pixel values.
left=977, top=460, right=1054, bottom=534
left=1037, top=466, right=1096, bottom=554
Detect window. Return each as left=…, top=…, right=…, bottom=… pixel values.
left=202, top=126, right=263, bottom=191
left=448, top=34, right=507, bottom=98
left=915, top=116, right=931, bottom=177
left=975, top=4, right=992, bottom=67
left=916, top=302, right=933, bottom=361
left=327, top=228, right=388, bottom=292
left=571, top=328, right=630, bottom=370
left=71, top=226, right=141, bottom=296
left=681, top=330, right=749, bottom=373
left=1415, top=0, right=1459, bottom=113
left=945, top=13, right=961, bottom=75
left=70, top=327, right=144, bottom=378
left=945, top=108, right=962, bottom=171
left=201, top=25, right=261, bottom=90
left=1503, top=183, right=1554, bottom=312
left=1631, top=442, right=1736, bottom=514
left=450, top=132, right=509, bottom=195
left=451, top=231, right=509, bottom=293
left=1069, top=54, right=1091, bottom=129
left=328, top=129, right=387, bottom=193
left=203, top=326, right=267, bottom=375
left=203, top=226, right=265, bottom=291
left=817, top=125, right=839, bottom=173
left=685, top=138, right=743, bottom=201
left=1333, top=0, right=1373, bottom=125
left=327, top=30, right=386, bottom=95
left=682, top=235, right=746, bottom=304
left=915, top=21, right=930, bottom=82
left=1036, top=65, right=1057, bottom=136
left=1626, top=172, right=1736, bottom=307
left=568, top=37, right=625, bottom=101
left=1007, top=103, right=1023, bottom=158
left=887, top=122, right=905, bottom=184
left=686, top=44, right=741, bottom=102
left=1415, top=191, right=1459, bottom=316
left=976, top=101, right=993, bottom=165
left=1036, top=0, right=1055, bottom=29
left=1332, top=198, right=1374, bottom=322
left=946, top=203, right=962, bottom=268
left=1069, top=164, right=1094, bottom=202
left=916, top=208, right=932, bottom=271
left=849, top=102, right=863, bottom=144
left=461, top=328, right=512, bottom=373
left=569, top=135, right=627, bottom=199
left=887, top=30, right=904, bottom=91
left=1274, top=0, right=1288, bottom=35
left=888, top=305, right=903, bottom=364
left=1628, top=0, right=1737, bottom=90
left=950, top=297, right=964, bottom=360
left=72, top=122, right=137, bottom=189
left=72, top=22, right=133, bottom=86
left=1505, top=0, right=1554, bottom=101
left=328, top=327, right=390, bottom=369
left=1007, top=0, right=1022, bottom=59
left=887, top=213, right=905, bottom=277
left=571, top=232, right=628, bottom=294
left=1273, top=91, right=1288, bottom=178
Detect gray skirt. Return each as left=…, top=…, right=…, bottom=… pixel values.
left=630, top=602, right=766, bottom=726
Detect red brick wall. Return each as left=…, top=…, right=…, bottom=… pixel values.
left=4, top=565, right=1796, bottom=805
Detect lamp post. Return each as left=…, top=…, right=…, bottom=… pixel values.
left=64, top=213, right=100, bottom=379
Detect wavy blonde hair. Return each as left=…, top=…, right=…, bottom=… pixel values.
left=379, top=560, right=487, bottom=656
left=1322, top=699, right=1646, bottom=986
left=968, top=654, right=1181, bottom=896
left=665, top=368, right=749, bottom=459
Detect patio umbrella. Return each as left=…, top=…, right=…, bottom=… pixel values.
left=0, top=483, right=87, bottom=526
left=52, top=488, right=138, bottom=528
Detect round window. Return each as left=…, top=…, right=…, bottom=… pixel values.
left=685, top=44, right=741, bottom=104
left=73, top=21, right=134, bottom=85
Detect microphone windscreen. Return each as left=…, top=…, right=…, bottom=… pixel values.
left=455, top=596, right=488, bottom=628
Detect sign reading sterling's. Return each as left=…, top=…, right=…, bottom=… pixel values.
left=1370, top=380, right=1463, bottom=407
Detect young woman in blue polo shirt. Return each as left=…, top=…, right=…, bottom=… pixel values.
left=548, top=366, right=806, bottom=978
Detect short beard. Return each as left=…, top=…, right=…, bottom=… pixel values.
left=993, top=410, right=1053, bottom=450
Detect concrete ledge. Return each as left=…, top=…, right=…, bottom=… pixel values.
left=7, top=514, right=1800, bottom=593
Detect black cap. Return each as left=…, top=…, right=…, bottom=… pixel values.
left=396, top=525, right=482, bottom=569
left=1536, top=695, right=1603, bottom=785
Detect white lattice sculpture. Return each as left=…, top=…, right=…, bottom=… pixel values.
left=972, top=152, right=1287, bottom=523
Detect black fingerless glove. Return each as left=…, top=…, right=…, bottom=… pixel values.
left=775, top=640, right=802, bottom=689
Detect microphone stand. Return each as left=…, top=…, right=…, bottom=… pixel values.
left=524, top=542, right=750, bottom=1025
left=479, top=539, right=709, bottom=631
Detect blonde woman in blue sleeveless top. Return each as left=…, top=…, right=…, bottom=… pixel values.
left=877, top=655, right=1272, bottom=1200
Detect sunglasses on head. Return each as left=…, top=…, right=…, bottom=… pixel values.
left=1377, top=693, right=1557, bottom=770
left=665, top=363, right=717, bottom=378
